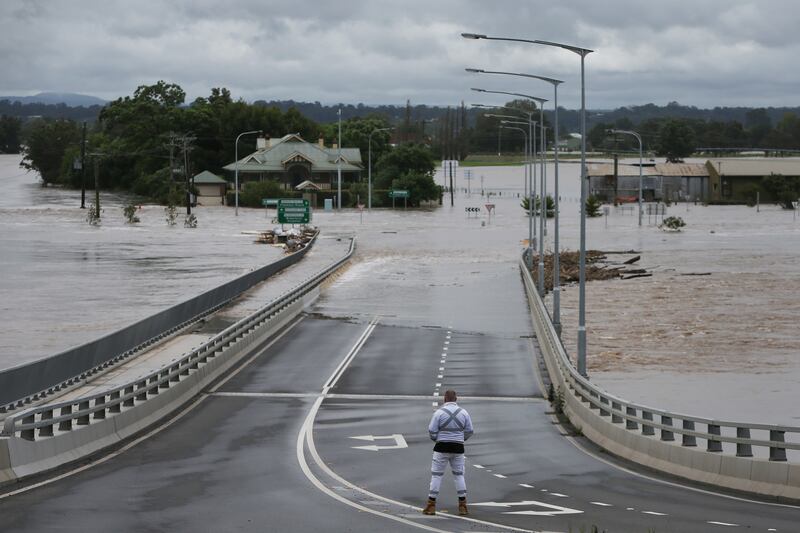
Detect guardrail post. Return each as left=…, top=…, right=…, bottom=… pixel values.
left=707, top=424, right=722, bottom=452
left=769, top=430, right=787, bottom=462
left=641, top=410, right=655, bottom=436
left=77, top=400, right=90, bottom=425
left=21, top=414, right=35, bottom=440
left=736, top=427, right=753, bottom=457
left=58, top=405, right=73, bottom=431
left=660, top=415, right=675, bottom=441
left=611, top=401, right=623, bottom=423
left=38, top=409, right=54, bottom=437
left=682, top=420, right=697, bottom=447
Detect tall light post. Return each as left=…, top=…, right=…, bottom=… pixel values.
left=463, top=32, right=593, bottom=376
left=608, top=129, right=644, bottom=226
left=368, top=127, right=392, bottom=211
left=235, top=129, right=262, bottom=216
left=337, top=107, right=342, bottom=211
left=471, top=87, right=548, bottom=295
left=500, top=124, right=534, bottom=270
left=486, top=113, right=533, bottom=198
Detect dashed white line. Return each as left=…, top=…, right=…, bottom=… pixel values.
left=493, top=474, right=507, bottom=479
left=548, top=493, right=568, bottom=498
left=439, top=367, right=444, bottom=371
left=518, top=483, right=534, bottom=488
left=590, top=502, right=613, bottom=507
left=473, top=465, right=485, bottom=469
left=437, top=374, right=443, bottom=379
left=626, top=507, right=635, bottom=511
left=707, top=521, right=739, bottom=527
left=444, top=341, right=450, bottom=345
left=435, top=383, right=442, bottom=387
left=642, top=511, right=667, bottom=516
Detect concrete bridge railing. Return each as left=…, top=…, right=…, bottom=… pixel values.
left=520, top=258, right=800, bottom=502
left=0, top=237, right=355, bottom=485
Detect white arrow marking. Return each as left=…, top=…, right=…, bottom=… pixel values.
left=472, top=500, right=583, bottom=517
left=350, top=434, right=408, bottom=451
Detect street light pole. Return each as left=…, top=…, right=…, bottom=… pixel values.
left=472, top=87, right=548, bottom=294
left=368, top=127, right=392, bottom=211
left=501, top=125, right=532, bottom=268
left=337, top=107, right=342, bottom=211
left=608, top=129, right=644, bottom=226
left=235, top=129, right=262, bottom=217
left=463, top=32, right=592, bottom=375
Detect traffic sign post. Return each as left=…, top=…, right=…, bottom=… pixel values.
left=262, top=198, right=279, bottom=219
left=277, top=198, right=311, bottom=225
left=388, top=190, right=409, bottom=209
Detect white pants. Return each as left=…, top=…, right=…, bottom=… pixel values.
left=428, top=451, right=466, bottom=499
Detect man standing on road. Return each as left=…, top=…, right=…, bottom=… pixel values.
left=423, top=389, right=474, bottom=516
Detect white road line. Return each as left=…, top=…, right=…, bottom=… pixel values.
left=548, top=493, right=568, bottom=498
left=0, top=316, right=306, bottom=501
left=437, top=374, right=443, bottom=379
left=438, top=367, right=444, bottom=371
left=518, top=483, right=534, bottom=488
left=431, top=402, right=438, bottom=407
left=297, top=320, right=532, bottom=533
left=324, top=393, right=541, bottom=403
left=707, top=521, right=739, bottom=527
left=642, top=511, right=667, bottom=516
left=444, top=341, right=450, bottom=345
left=435, top=383, right=441, bottom=387
left=626, top=507, right=635, bottom=511
left=212, top=391, right=317, bottom=399
left=493, top=474, right=507, bottom=479
left=473, top=464, right=485, bottom=469
left=590, top=502, right=612, bottom=507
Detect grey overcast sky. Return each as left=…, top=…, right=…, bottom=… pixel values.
left=2, top=0, right=800, bottom=109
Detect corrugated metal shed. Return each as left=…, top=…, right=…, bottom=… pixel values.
left=588, top=163, right=707, bottom=177
left=708, top=158, right=800, bottom=176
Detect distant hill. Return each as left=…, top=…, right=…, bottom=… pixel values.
left=0, top=92, right=106, bottom=107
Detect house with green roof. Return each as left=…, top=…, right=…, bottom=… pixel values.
left=192, top=170, right=228, bottom=205
left=222, top=133, right=363, bottom=191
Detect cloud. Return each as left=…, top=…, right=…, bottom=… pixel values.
left=1, top=0, right=799, bottom=109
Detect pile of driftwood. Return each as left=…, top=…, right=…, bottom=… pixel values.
left=256, top=227, right=317, bottom=253
left=533, top=250, right=650, bottom=291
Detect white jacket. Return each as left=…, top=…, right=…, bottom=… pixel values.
left=428, top=402, right=474, bottom=443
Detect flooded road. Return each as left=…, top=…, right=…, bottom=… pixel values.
left=2, top=153, right=799, bottom=424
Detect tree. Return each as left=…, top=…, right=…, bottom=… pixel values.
left=374, top=143, right=439, bottom=206
left=656, top=119, right=696, bottom=162
left=0, top=115, right=22, bottom=153
left=20, top=119, right=80, bottom=185
left=585, top=195, right=602, bottom=217
left=762, top=174, right=800, bottom=209
left=374, top=143, right=436, bottom=186
left=321, top=115, right=392, bottom=165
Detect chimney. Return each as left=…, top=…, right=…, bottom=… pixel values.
left=332, top=143, right=338, bottom=150
left=256, top=136, right=267, bottom=150
left=318, top=135, right=325, bottom=148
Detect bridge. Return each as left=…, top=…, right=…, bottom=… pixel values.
left=0, top=232, right=798, bottom=532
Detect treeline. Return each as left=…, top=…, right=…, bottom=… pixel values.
left=19, top=81, right=442, bottom=207
left=589, top=108, right=800, bottom=161
left=0, top=100, right=102, bottom=122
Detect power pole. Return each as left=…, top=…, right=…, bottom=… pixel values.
left=94, top=156, right=100, bottom=219
left=80, top=121, right=87, bottom=208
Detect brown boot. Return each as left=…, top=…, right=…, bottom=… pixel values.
left=422, top=498, right=436, bottom=515
left=458, top=499, right=468, bottom=516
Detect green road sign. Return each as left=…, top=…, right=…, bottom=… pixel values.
left=277, top=198, right=310, bottom=224
left=389, top=190, right=409, bottom=198
left=262, top=198, right=279, bottom=207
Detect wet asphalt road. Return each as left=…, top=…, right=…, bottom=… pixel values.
left=2, top=315, right=800, bottom=532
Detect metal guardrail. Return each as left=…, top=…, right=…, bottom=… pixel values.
left=520, top=256, right=799, bottom=463
left=0, top=234, right=319, bottom=411
left=1, top=237, right=355, bottom=441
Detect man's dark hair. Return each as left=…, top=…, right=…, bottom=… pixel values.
left=444, top=390, right=457, bottom=402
